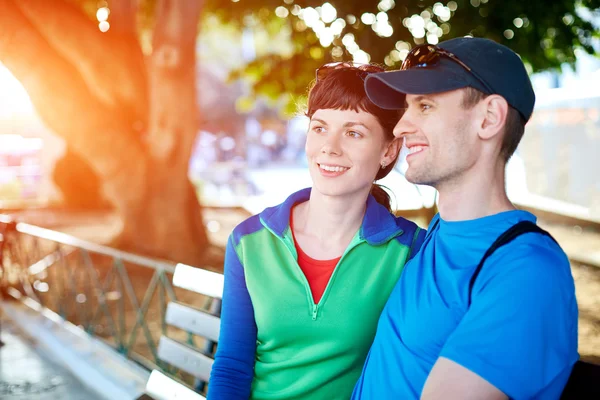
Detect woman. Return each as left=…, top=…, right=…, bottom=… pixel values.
left=208, top=63, right=426, bottom=400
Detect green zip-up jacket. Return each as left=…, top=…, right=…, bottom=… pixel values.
left=208, top=188, right=426, bottom=400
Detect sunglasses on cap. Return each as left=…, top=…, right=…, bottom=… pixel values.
left=401, top=44, right=494, bottom=94
left=316, top=62, right=385, bottom=82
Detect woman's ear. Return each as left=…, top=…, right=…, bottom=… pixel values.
left=382, top=137, right=402, bottom=166
left=478, top=95, right=508, bottom=140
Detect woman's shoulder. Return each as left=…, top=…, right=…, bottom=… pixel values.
left=228, top=196, right=291, bottom=246
left=392, top=214, right=428, bottom=254
left=393, top=213, right=427, bottom=234
left=229, top=213, right=264, bottom=246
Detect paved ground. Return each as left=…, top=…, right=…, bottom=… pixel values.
left=0, top=318, right=102, bottom=400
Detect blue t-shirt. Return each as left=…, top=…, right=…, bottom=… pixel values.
left=353, top=210, right=578, bottom=400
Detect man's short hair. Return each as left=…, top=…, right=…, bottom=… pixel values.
left=461, top=87, right=526, bottom=162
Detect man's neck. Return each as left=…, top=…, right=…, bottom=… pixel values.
left=436, top=163, right=515, bottom=222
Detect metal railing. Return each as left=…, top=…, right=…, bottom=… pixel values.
left=0, top=215, right=213, bottom=381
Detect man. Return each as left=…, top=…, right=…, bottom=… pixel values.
left=352, top=37, right=578, bottom=399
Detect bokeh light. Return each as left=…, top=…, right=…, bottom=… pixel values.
left=96, top=7, right=109, bottom=22
left=353, top=50, right=370, bottom=64
left=301, top=7, right=319, bottom=28
left=513, top=18, right=524, bottom=28
left=275, top=6, right=289, bottom=18
left=319, top=28, right=334, bottom=47
left=320, top=3, right=337, bottom=23
left=563, top=14, right=575, bottom=25
left=99, top=20, right=110, bottom=32
left=361, top=13, right=376, bottom=25
left=378, top=0, right=395, bottom=12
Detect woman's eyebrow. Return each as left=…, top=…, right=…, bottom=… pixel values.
left=343, top=121, right=370, bottom=130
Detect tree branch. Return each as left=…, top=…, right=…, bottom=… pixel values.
left=14, top=0, right=147, bottom=125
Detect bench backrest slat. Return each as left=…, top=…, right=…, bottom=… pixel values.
left=157, top=336, right=214, bottom=382
left=165, top=302, right=220, bottom=343
left=173, top=263, right=224, bottom=299
left=150, top=264, right=224, bottom=397
left=145, top=370, right=206, bottom=400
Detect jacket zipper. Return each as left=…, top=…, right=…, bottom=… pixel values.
left=312, top=237, right=360, bottom=319
left=260, top=217, right=366, bottom=321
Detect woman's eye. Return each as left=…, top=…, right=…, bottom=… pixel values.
left=312, top=126, right=325, bottom=134
left=420, top=103, right=432, bottom=112
left=347, top=131, right=362, bottom=138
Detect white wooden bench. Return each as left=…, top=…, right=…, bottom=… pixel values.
left=142, top=263, right=224, bottom=400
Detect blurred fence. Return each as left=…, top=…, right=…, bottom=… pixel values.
left=0, top=214, right=217, bottom=387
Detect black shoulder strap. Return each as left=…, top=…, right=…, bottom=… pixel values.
left=467, top=220, right=557, bottom=307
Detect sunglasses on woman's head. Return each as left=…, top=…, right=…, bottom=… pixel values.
left=315, top=62, right=385, bottom=82
left=401, top=44, right=494, bottom=94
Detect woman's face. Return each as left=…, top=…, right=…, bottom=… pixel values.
left=306, top=108, right=399, bottom=199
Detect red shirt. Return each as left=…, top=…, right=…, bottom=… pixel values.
left=290, top=207, right=341, bottom=303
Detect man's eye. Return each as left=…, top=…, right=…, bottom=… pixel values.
left=312, top=126, right=325, bottom=133
left=420, top=103, right=432, bottom=111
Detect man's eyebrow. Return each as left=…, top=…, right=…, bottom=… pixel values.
left=412, top=95, right=429, bottom=102
left=310, top=118, right=328, bottom=125
left=406, top=95, right=436, bottom=105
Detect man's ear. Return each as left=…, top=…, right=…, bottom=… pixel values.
left=382, top=137, right=402, bottom=165
left=478, top=95, right=509, bottom=140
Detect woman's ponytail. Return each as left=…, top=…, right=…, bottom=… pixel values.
left=370, top=184, right=392, bottom=212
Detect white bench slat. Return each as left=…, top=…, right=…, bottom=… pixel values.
left=173, top=263, right=224, bottom=299
left=165, top=302, right=220, bottom=343
left=158, top=336, right=214, bottom=382
left=145, top=369, right=206, bottom=400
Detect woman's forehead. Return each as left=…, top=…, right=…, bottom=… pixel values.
left=311, top=108, right=379, bottom=124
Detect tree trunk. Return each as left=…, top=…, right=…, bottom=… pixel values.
left=0, top=0, right=212, bottom=266
left=52, top=147, right=111, bottom=210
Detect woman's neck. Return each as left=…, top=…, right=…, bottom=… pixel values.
left=292, top=189, right=368, bottom=259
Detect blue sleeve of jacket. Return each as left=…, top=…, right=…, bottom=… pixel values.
left=207, top=234, right=257, bottom=399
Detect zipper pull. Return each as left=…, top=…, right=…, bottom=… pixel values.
left=312, top=304, right=318, bottom=320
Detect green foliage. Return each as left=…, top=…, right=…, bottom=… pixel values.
left=70, top=0, right=600, bottom=115
left=208, top=0, right=600, bottom=115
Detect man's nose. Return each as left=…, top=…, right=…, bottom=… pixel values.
left=393, top=115, right=418, bottom=139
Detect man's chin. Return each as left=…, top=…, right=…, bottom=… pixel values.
left=404, top=171, right=424, bottom=185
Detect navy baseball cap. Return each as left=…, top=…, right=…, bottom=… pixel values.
left=364, top=37, right=536, bottom=121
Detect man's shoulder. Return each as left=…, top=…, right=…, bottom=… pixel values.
left=491, top=231, right=569, bottom=267
left=477, top=234, right=573, bottom=296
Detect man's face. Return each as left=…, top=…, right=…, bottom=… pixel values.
left=394, top=89, right=479, bottom=189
